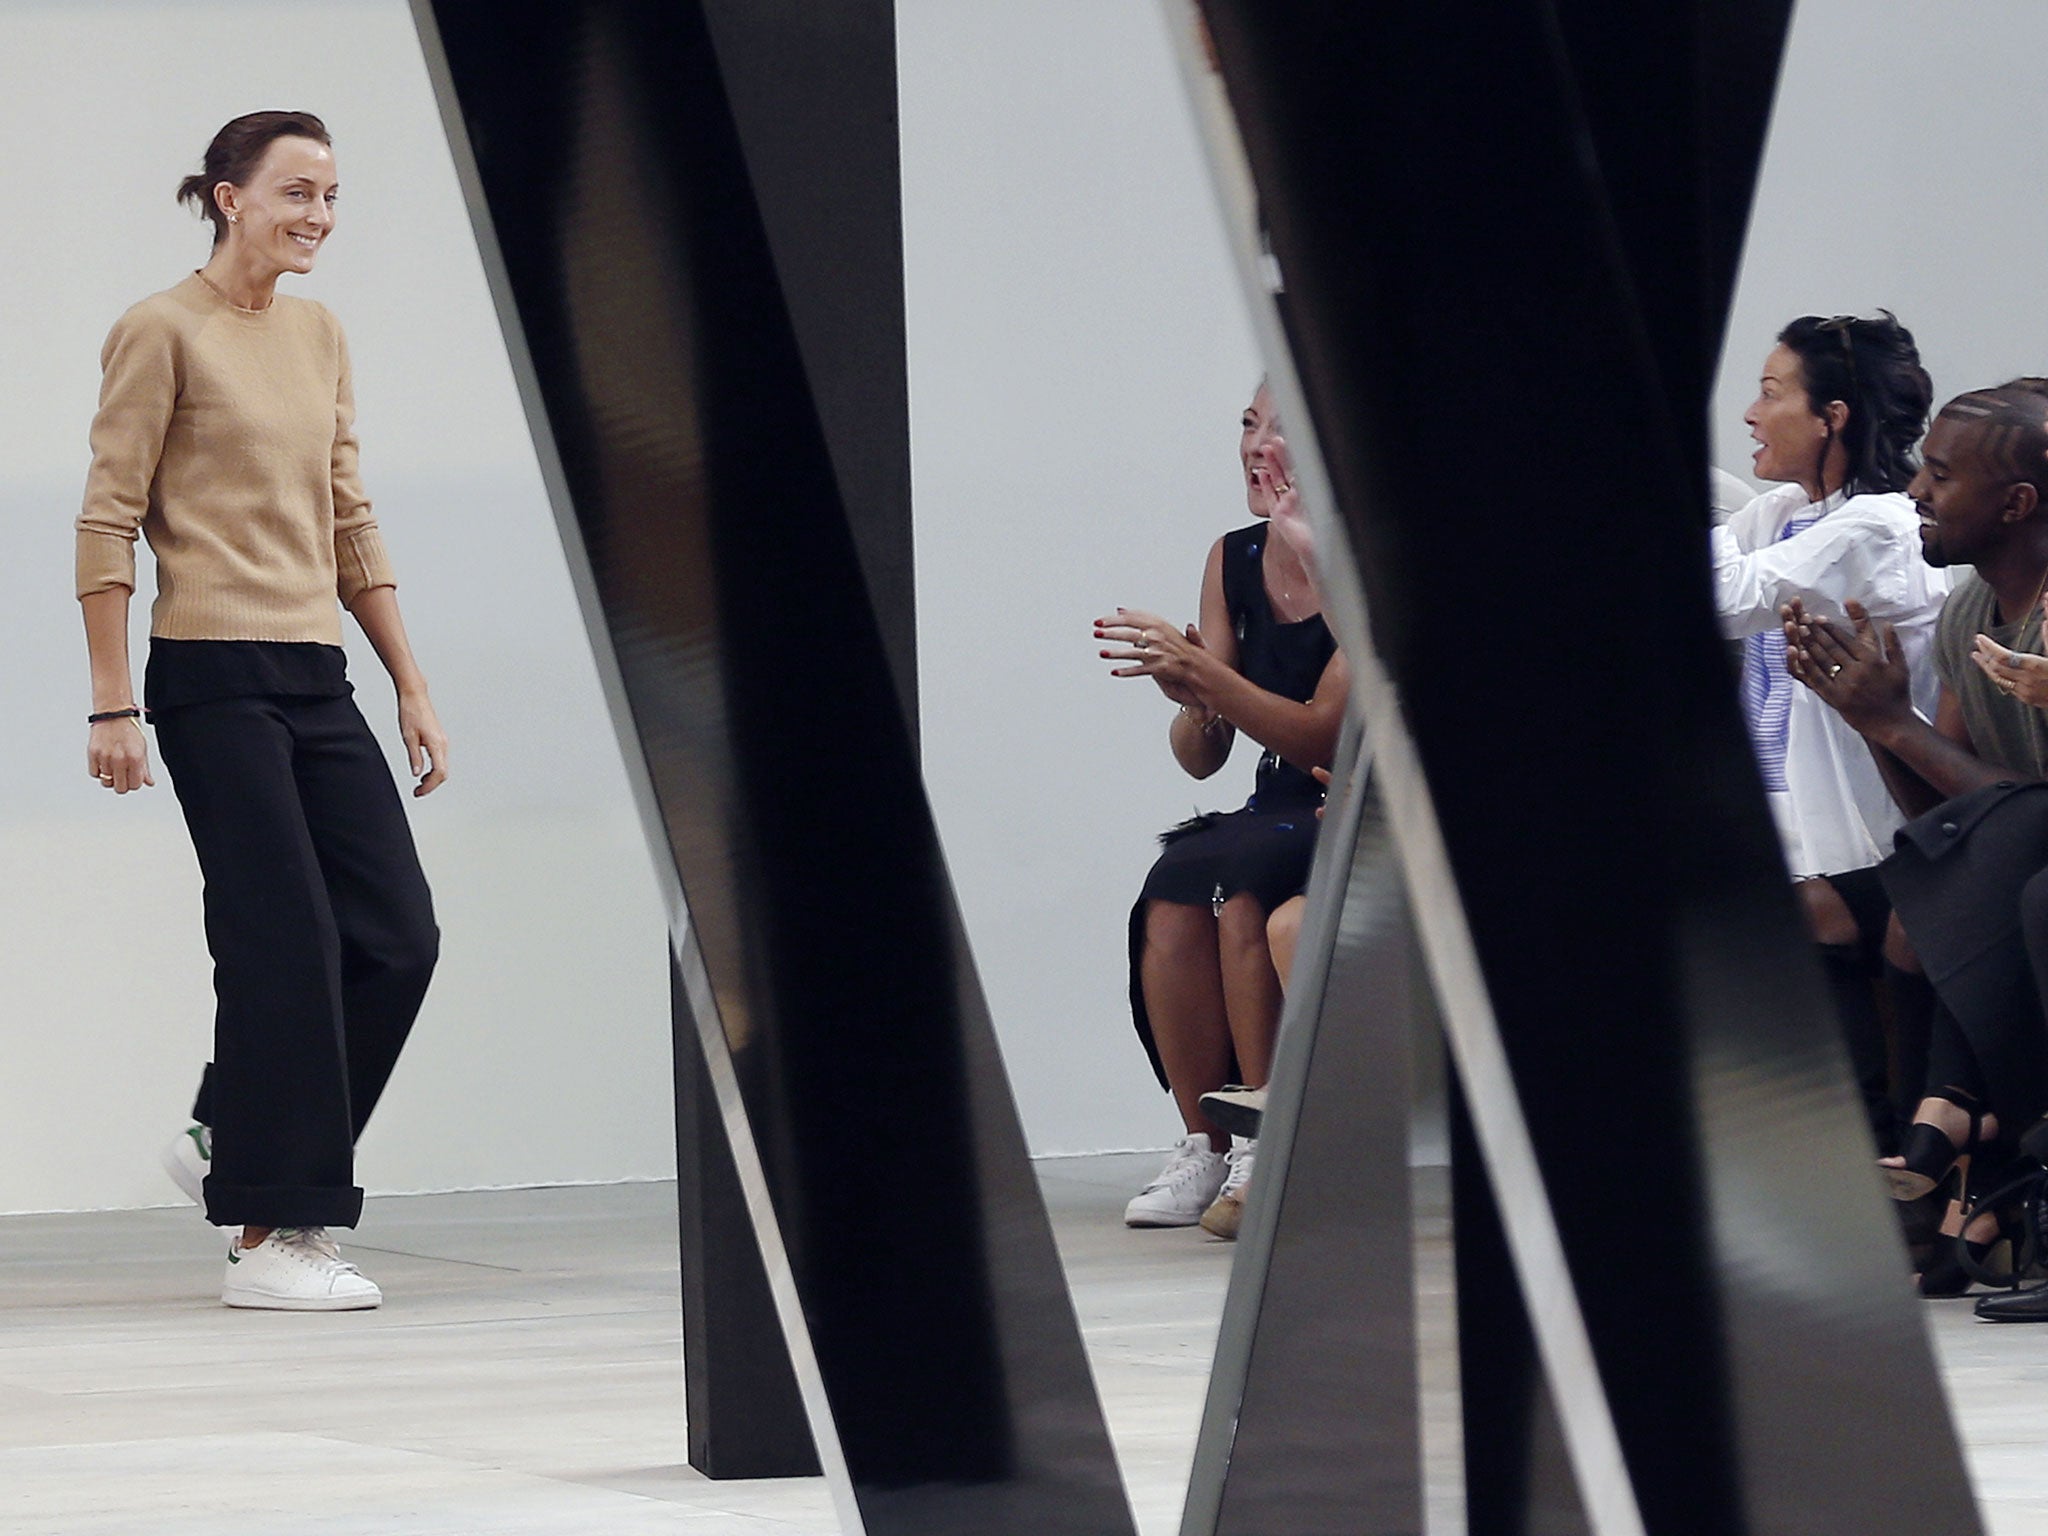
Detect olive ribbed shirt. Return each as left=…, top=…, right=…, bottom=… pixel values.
left=76, top=272, right=396, bottom=644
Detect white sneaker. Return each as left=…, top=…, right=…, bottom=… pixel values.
left=161, top=1125, right=211, bottom=1206
left=1124, top=1134, right=1228, bottom=1227
left=1200, top=1138, right=1256, bottom=1240
left=223, top=1227, right=382, bottom=1311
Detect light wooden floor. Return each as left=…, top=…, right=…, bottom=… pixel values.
left=0, top=1155, right=2039, bottom=1534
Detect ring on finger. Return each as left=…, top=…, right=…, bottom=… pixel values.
left=1827, top=664, right=1843, bottom=679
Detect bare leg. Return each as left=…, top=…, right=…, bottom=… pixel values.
left=1794, top=876, right=1857, bottom=946
left=1267, top=896, right=1306, bottom=990
left=1140, top=900, right=1232, bottom=1145
left=1217, top=892, right=1284, bottom=1090
left=1883, top=910, right=1921, bottom=972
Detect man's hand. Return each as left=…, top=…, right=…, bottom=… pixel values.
left=1971, top=632, right=2048, bottom=708
left=1782, top=598, right=1912, bottom=735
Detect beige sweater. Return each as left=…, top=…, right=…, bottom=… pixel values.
left=76, top=273, right=396, bottom=643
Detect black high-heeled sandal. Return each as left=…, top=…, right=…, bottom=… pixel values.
left=1921, top=1207, right=2015, bottom=1296
left=1895, top=1174, right=1952, bottom=1258
left=1921, top=1149, right=2038, bottom=1297
left=1887, top=1094, right=1988, bottom=1202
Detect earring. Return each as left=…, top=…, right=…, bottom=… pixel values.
left=228, top=214, right=239, bottom=225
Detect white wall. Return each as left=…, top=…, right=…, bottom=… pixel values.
left=0, top=1, right=675, bottom=1212
left=898, top=0, right=1266, bottom=1155
left=906, top=0, right=2048, bottom=1158
left=1713, top=1, right=2048, bottom=480
left=0, top=0, right=1262, bottom=1213
left=16, top=0, right=2008, bottom=1205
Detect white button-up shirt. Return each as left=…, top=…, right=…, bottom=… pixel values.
left=1711, top=483, right=1952, bottom=879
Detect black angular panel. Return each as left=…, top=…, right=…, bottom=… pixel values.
left=697, top=0, right=918, bottom=730
left=1450, top=1071, right=1592, bottom=1536
left=1182, top=746, right=1423, bottom=1536
left=1192, top=2, right=1981, bottom=1532
left=667, top=2, right=914, bottom=1480
left=412, top=3, right=1133, bottom=1530
left=671, top=956, right=817, bottom=1480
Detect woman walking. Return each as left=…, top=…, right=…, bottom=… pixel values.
left=78, top=111, right=445, bottom=1310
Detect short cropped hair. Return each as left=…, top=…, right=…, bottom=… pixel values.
left=1936, top=379, right=2048, bottom=496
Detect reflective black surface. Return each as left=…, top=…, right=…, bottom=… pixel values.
left=1183, top=739, right=1423, bottom=1536
left=414, top=3, right=1132, bottom=1529
left=666, top=2, right=915, bottom=1481
left=1195, top=2, right=1981, bottom=1531
left=671, top=956, right=817, bottom=1480
left=1451, top=1071, right=1592, bottom=1536
left=696, top=0, right=918, bottom=732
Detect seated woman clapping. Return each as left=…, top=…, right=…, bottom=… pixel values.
left=1096, top=383, right=1344, bottom=1234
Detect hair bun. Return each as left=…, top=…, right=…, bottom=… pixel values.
left=175, top=110, right=331, bottom=247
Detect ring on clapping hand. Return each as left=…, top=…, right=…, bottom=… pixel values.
left=1827, top=664, right=1843, bottom=679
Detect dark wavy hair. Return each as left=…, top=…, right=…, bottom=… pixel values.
left=1775, top=312, right=1932, bottom=497
left=175, top=111, right=331, bottom=248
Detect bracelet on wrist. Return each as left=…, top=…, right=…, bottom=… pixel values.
left=1180, top=704, right=1227, bottom=736
left=88, top=707, right=142, bottom=725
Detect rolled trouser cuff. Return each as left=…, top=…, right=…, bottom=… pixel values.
left=203, top=1178, right=364, bottom=1230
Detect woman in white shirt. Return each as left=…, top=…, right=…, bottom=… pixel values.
left=1713, top=312, right=1945, bottom=1158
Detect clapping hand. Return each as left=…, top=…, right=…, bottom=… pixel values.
left=1263, top=436, right=1316, bottom=572
left=1782, top=597, right=1911, bottom=733
left=1972, top=629, right=2048, bottom=708
left=1096, top=607, right=1213, bottom=707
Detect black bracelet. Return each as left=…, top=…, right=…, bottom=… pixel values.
left=88, top=707, right=142, bottom=724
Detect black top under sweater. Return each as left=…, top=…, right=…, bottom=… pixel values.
left=145, top=638, right=351, bottom=713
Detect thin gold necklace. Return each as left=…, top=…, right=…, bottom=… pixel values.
left=1263, top=548, right=1315, bottom=622
left=194, top=268, right=270, bottom=314
left=2017, top=560, right=2048, bottom=636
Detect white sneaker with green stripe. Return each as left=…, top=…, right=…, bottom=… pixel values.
left=223, top=1227, right=382, bottom=1311
left=161, top=1125, right=211, bottom=1207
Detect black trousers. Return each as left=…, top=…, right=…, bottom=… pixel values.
left=154, top=693, right=438, bottom=1228
left=1882, top=781, right=2048, bottom=1136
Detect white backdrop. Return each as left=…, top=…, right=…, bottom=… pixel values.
left=0, top=1, right=673, bottom=1212
left=5, top=0, right=2044, bottom=1211
left=1711, top=2, right=2048, bottom=478
left=0, top=0, right=1257, bottom=1211
left=899, top=0, right=1266, bottom=1154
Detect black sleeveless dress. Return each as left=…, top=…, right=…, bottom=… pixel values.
left=1127, top=523, right=1337, bottom=1089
